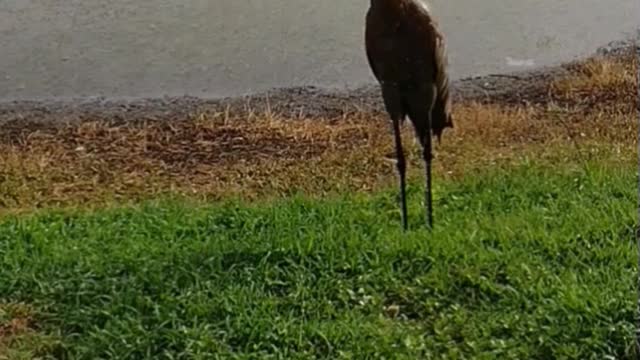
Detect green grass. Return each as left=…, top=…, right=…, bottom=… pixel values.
left=0, top=160, right=636, bottom=359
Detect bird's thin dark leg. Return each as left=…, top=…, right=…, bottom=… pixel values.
left=392, top=115, right=408, bottom=231
left=423, top=113, right=434, bottom=229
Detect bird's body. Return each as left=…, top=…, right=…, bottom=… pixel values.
left=365, top=0, right=453, bottom=229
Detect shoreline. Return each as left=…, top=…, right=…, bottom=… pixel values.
left=0, top=37, right=637, bottom=127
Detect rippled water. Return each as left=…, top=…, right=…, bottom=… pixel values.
left=0, top=0, right=637, bottom=99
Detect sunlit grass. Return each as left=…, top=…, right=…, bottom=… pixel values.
left=0, top=159, right=635, bottom=359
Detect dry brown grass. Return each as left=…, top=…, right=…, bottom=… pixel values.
left=549, top=51, right=638, bottom=111
left=0, top=303, right=34, bottom=340
left=0, top=302, right=55, bottom=360
left=0, top=53, right=636, bottom=215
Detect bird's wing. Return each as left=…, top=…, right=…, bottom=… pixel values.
left=432, top=27, right=448, bottom=82
left=365, top=45, right=380, bottom=80
left=364, top=11, right=384, bottom=82
left=364, top=31, right=381, bottom=81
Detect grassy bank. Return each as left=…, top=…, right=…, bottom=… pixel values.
left=0, top=158, right=637, bottom=359
left=0, top=48, right=637, bottom=358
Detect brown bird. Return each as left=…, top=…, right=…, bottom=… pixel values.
left=365, top=0, right=453, bottom=230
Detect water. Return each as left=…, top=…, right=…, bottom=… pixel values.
left=0, top=0, right=637, bottom=100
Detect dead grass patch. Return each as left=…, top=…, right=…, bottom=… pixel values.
left=0, top=303, right=34, bottom=339
left=0, top=302, right=58, bottom=360
left=0, top=55, right=636, bottom=214
left=1, top=103, right=634, bottom=214
left=549, top=51, right=637, bottom=112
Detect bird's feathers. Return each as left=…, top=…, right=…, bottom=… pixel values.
left=365, top=0, right=453, bottom=138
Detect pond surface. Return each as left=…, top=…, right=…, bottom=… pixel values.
left=0, top=0, right=638, bottom=99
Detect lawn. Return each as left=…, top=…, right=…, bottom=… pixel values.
left=0, top=158, right=637, bottom=359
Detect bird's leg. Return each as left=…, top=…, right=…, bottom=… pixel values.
left=392, top=115, right=408, bottom=231
left=423, top=114, right=434, bottom=230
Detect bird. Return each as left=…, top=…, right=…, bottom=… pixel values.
left=365, top=0, right=453, bottom=230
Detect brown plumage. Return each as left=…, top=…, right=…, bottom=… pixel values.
left=365, top=0, right=453, bottom=230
